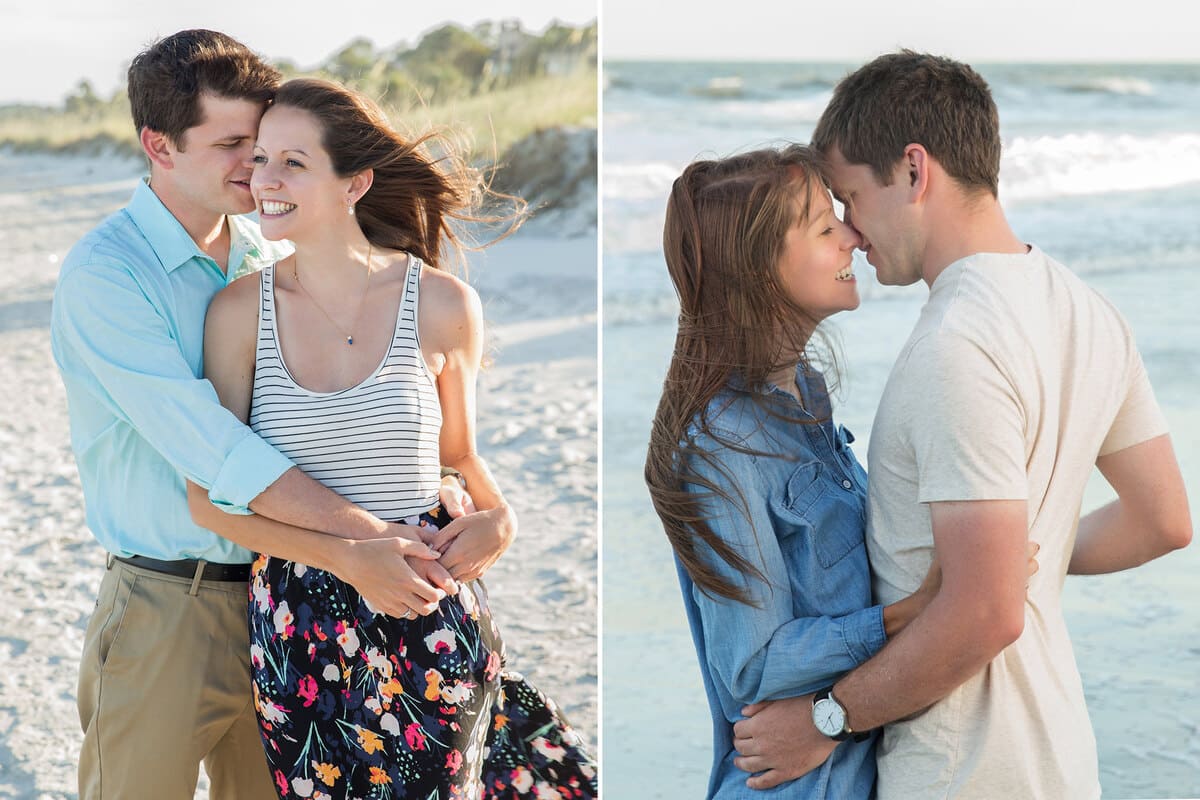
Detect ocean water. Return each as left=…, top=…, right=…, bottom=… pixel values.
left=602, top=62, right=1200, bottom=798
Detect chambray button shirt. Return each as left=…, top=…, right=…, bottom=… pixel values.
left=51, top=180, right=294, bottom=564
left=676, top=367, right=884, bottom=799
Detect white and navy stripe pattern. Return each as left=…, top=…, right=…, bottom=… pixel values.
left=249, top=257, right=442, bottom=520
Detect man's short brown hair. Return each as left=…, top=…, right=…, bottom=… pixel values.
left=127, top=29, right=280, bottom=147
left=812, top=50, right=1001, bottom=197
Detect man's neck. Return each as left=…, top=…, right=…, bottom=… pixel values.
left=147, top=177, right=232, bottom=274
left=921, top=197, right=1027, bottom=286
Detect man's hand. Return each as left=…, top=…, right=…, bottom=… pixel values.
left=731, top=694, right=837, bottom=790
left=409, top=553, right=459, bottom=599
left=439, top=474, right=478, bottom=518
left=428, top=505, right=516, bottom=582
left=335, top=536, right=446, bottom=618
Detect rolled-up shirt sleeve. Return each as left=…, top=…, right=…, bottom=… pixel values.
left=684, top=430, right=886, bottom=706
left=53, top=262, right=292, bottom=514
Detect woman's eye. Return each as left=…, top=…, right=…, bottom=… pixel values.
left=251, top=155, right=267, bottom=165
left=286, top=159, right=304, bottom=168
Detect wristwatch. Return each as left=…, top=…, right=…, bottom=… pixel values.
left=811, top=686, right=870, bottom=742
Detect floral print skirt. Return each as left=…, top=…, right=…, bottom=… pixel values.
left=248, top=506, right=597, bottom=799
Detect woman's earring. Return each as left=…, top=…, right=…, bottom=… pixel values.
left=348, top=202, right=355, bottom=216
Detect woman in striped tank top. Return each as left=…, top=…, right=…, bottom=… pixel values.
left=195, top=78, right=596, bottom=799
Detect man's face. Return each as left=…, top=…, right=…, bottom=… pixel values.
left=825, top=145, right=923, bottom=287
left=165, top=93, right=264, bottom=217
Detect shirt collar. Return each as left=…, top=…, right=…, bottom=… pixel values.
left=727, top=364, right=832, bottom=418
left=126, top=178, right=292, bottom=280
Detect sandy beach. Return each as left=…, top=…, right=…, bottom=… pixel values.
left=0, top=149, right=596, bottom=798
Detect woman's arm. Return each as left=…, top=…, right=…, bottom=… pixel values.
left=419, top=270, right=516, bottom=582
left=684, top=429, right=937, bottom=705
left=187, top=274, right=448, bottom=616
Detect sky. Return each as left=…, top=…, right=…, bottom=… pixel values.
left=0, top=0, right=597, bottom=105
left=604, top=0, right=1200, bottom=63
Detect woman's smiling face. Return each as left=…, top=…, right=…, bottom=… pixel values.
left=250, top=104, right=353, bottom=242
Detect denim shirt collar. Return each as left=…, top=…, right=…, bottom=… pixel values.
left=726, top=364, right=833, bottom=422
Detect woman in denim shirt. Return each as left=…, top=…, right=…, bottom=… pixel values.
left=644, top=146, right=942, bottom=799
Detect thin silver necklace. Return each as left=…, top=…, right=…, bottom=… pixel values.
left=293, top=242, right=373, bottom=346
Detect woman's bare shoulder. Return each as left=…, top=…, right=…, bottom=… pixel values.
left=418, top=263, right=482, bottom=323
left=205, top=262, right=274, bottom=338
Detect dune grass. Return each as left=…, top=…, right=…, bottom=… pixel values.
left=0, top=69, right=597, bottom=161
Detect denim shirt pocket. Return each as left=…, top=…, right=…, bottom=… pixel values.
left=782, top=459, right=865, bottom=569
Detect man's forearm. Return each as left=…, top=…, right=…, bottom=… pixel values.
left=833, top=589, right=1020, bottom=732
left=190, top=479, right=355, bottom=572
left=1070, top=499, right=1187, bottom=575
left=248, top=466, right=389, bottom=539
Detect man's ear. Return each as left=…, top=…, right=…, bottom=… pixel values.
left=139, top=127, right=175, bottom=170
left=903, top=143, right=930, bottom=200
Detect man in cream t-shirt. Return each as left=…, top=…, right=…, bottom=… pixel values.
left=729, top=51, right=1192, bottom=799
left=862, top=245, right=1167, bottom=797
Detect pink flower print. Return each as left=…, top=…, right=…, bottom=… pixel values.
left=297, top=675, right=319, bottom=707
left=440, top=679, right=475, bottom=706
left=404, top=722, right=427, bottom=751
left=532, top=736, right=567, bottom=762
left=511, top=766, right=534, bottom=793
left=445, top=749, right=463, bottom=775
left=485, top=650, right=502, bottom=682
left=337, top=626, right=361, bottom=657
left=424, top=628, right=457, bottom=654
left=274, top=769, right=289, bottom=795
left=273, top=601, right=294, bottom=638
left=250, top=643, right=265, bottom=670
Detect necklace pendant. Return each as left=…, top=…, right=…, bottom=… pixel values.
left=346, top=335, right=354, bottom=345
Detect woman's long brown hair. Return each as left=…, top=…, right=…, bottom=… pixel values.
left=271, top=78, right=524, bottom=271
left=645, top=145, right=836, bottom=604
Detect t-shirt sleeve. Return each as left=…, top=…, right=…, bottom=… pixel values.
left=906, top=333, right=1028, bottom=503
left=1099, top=349, right=1168, bottom=457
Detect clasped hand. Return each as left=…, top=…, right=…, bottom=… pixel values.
left=731, top=694, right=837, bottom=790
left=343, top=478, right=514, bottom=619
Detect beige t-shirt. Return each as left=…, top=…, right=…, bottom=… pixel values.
left=867, top=246, right=1166, bottom=800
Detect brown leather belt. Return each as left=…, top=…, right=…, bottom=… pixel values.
left=113, top=555, right=251, bottom=582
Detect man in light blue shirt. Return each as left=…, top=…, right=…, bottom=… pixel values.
left=50, top=30, right=502, bottom=798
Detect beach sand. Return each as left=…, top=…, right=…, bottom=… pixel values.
left=0, top=150, right=596, bottom=798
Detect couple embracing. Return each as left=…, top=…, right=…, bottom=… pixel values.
left=53, top=29, right=596, bottom=800
left=648, top=51, right=1191, bottom=799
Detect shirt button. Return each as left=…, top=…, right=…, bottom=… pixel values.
left=841, top=479, right=853, bottom=490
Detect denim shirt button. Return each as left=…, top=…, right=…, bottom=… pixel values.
left=841, top=479, right=853, bottom=490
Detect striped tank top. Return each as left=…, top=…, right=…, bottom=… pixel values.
left=248, top=257, right=442, bottom=520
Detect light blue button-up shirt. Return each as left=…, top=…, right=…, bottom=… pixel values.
left=51, top=180, right=294, bottom=563
left=677, top=367, right=885, bottom=800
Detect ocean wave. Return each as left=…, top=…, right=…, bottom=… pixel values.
left=1055, top=77, right=1156, bottom=96
left=1001, top=132, right=1200, bottom=201
left=687, top=76, right=746, bottom=98
left=603, top=161, right=681, bottom=202
left=710, top=94, right=831, bottom=122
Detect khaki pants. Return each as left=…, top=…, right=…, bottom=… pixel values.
left=77, top=557, right=277, bottom=800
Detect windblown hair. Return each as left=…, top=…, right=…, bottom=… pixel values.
left=127, top=29, right=280, bottom=147
left=645, top=145, right=835, bottom=604
left=812, top=50, right=1002, bottom=197
left=272, top=78, right=525, bottom=271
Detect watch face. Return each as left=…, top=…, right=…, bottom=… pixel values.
left=812, top=697, right=846, bottom=737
